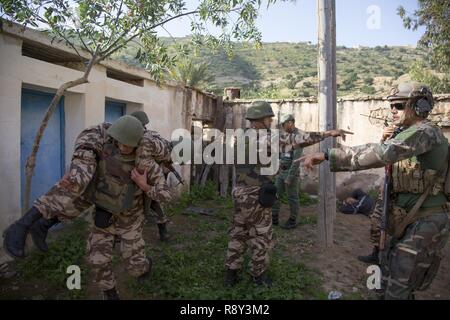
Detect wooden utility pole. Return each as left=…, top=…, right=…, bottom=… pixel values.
left=317, top=0, right=336, bottom=247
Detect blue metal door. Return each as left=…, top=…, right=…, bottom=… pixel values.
left=21, top=89, right=65, bottom=208
left=105, top=100, right=125, bottom=123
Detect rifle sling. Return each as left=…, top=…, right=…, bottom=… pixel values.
left=394, top=184, right=434, bottom=239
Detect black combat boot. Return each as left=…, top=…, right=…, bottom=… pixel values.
left=157, top=223, right=170, bottom=241
left=103, top=287, right=120, bottom=300
left=3, top=207, right=43, bottom=258
left=253, top=272, right=272, bottom=287
left=357, top=246, right=379, bottom=265
left=281, top=218, right=298, bottom=230
left=29, top=216, right=59, bottom=252
left=136, top=256, right=153, bottom=285
left=224, top=269, right=239, bottom=287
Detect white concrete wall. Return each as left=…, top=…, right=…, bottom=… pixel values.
left=226, top=97, right=450, bottom=197
left=0, top=34, right=23, bottom=239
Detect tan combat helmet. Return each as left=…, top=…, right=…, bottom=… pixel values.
left=387, top=81, right=434, bottom=117
left=107, top=115, right=144, bottom=147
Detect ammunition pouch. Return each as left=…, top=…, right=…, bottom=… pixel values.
left=392, top=160, right=442, bottom=195
left=94, top=207, right=113, bottom=229
left=258, top=182, right=277, bottom=208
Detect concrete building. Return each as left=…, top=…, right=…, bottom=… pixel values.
left=0, top=20, right=217, bottom=257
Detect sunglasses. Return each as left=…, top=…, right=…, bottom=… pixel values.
left=390, top=102, right=406, bottom=110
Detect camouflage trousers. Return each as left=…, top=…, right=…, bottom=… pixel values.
left=272, top=170, right=300, bottom=222
left=225, top=186, right=274, bottom=277
left=33, top=149, right=96, bottom=220
left=369, top=194, right=383, bottom=247
left=380, top=211, right=449, bottom=300
left=86, top=212, right=149, bottom=291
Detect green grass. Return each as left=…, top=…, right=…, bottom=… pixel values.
left=8, top=183, right=325, bottom=300
left=132, top=183, right=324, bottom=300
left=15, top=218, right=90, bottom=299
left=132, top=213, right=325, bottom=300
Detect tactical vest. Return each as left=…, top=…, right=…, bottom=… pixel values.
left=235, top=129, right=274, bottom=187
left=92, top=143, right=139, bottom=214
left=391, top=124, right=448, bottom=196
left=392, top=160, right=444, bottom=195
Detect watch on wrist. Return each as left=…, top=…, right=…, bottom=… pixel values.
left=324, top=151, right=329, bottom=161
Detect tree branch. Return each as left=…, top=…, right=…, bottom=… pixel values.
left=101, top=9, right=201, bottom=59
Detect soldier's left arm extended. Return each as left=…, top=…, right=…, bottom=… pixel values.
left=281, top=130, right=326, bottom=151
left=328, top=126, right=440, bottom=172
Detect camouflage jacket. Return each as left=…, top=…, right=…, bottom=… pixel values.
left=279, top=127, right=304, bottom=177
left=75, top=123, right=171, bottom=205
left=137, top=129, right=173, bottom=164
left=235, top=128, right=326, bottom=187
left=329, top=121, right=448, bottom=210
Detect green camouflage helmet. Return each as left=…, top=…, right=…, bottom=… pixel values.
left=280, top=114, right=295, bottom=125
left=387, top=81, right=434, bottom=117
left=107, top=115, right=144, bottom=147
left=245, top=101, right=275, bottom=120
left=130, top=110, right=150, bottom=126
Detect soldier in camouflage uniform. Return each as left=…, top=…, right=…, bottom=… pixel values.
left=131, top=111, right=172, bottom=241
left=225, top=101, right=349, bottom=287
left=299, top=82, right=449, bottom=300
left=4, top=116, right=171, bottom=299
left=272, top=114, right=303, bottom=229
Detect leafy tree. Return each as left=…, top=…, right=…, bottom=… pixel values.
left=363, top=76, right=373, bottom=86
left=0, top=0, right=288, bottom=209
left=342, top=72, right=358, bottom=90
left=398, top=0, right=450, bottom=72
left=360, top=85, right=376, bottom=95
left=409, top=61, right=450, bottom=94
left=169, top=59, right=213, bottom=88
left=303, top=81, right=313, bottom=88
left=285, top=78, right=297, bottom=89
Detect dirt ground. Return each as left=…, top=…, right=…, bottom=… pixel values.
left=286, top=206, right=450, bottom=300
left=1, top=201, right=450, bottom=300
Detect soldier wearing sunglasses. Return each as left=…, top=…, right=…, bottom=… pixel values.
left=298, top=82, right=449, bottom=300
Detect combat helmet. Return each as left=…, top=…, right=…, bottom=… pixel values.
left=245, top=101, right=275, bottom=120
left=130, top=110, right=150, bottom=126
left=107, top=115, right=144, bottom=147
left=280, top=114, right=295, bottom=125
left=387, top=81, right=434, bottom=117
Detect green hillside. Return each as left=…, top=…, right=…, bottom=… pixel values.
left=114, top=40, right=435, bottom=98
